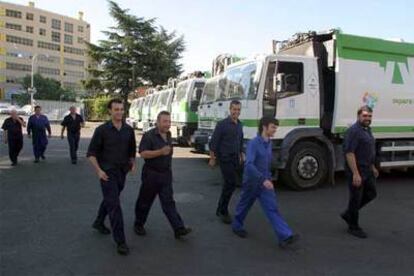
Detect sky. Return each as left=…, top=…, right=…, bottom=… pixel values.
left=10, top=0, right=414, bottom=74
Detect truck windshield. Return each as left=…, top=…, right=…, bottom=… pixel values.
left=174, top=82, right=189, bottom=102
left=159, top=91, right=169, bottom=106
left=219, top=62, right=258, bottom=100
left=201, top=78, right=219, bottom=104
left=191, top=82, right=205, bottom=101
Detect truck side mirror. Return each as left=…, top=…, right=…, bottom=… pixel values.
left=273, top=73, right=285, bottom=93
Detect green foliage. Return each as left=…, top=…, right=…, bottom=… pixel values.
left=83, top=95, right=112, bottom=121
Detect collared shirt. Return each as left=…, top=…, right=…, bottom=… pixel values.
left=87, top=121, right=136, bottom=171
left=243, top=135, right=273, bottom=185
left=209, top=116, right=244, bottom=159
left=27, top=114, right=51, bottom=135
left=1, top=117, right=24, bottom=140
left=343, top=122, right=376, bottom=173
left=61, top=113, right=84, bottom=134
left=139, top=127, right=173, bottom=172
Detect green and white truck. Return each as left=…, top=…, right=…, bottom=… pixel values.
left=193, top=29, right=414, bottom=190
left=170, top=78, right=206, bottom=145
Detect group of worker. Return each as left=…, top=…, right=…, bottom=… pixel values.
left=1, top=105, right=84, bottom=165
left=1, top=99, right=378, bottom=256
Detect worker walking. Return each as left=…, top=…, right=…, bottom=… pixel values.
left=27, top=105, right=51, bottom=163
left=1, top=109, right=26, bottom=166
left=61, top=106, right=85, bottom=164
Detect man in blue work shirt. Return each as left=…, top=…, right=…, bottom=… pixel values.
left=27, top=105, right=51, bottom=163
left=232, top=117, right=299, bottom=248
left=341, top=106, right=378, bottom=239
left=209, top=100, right=245, bottom=224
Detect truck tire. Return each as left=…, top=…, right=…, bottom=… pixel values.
left=281, top=141, right=328, bottom=190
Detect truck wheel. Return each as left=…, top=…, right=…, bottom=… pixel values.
left=281, top=141, right=328, bottom=190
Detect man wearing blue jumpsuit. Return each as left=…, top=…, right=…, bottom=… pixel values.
left=232, top=117, right=299, bottom=248
left=27, top=105, right=51, bottom=163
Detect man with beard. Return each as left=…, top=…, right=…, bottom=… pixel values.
left=341, top=105, right=379, bottom=239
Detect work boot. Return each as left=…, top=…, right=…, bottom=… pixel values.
left=348, top=227, right=367, bottom=239
left=92, top=220, right=111, bottom=235
left=279, top=234, right=300, bottom=249
left=232, top=228, right=248, bottom=238
left=216, top=212, right=232, bottom=224
left=134, top=225, right=147, bottom=236
left=117, top=242, right=130, bottom=255
left=174, top=227, right=192, bottom=239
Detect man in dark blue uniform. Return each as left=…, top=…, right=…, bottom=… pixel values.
left=209, top=100, right=245, bottom=224
left=341, top=106, right=378, bottom=239
left=232, top=117, right=299, bottom=248
left=27, top=106, right=51, bottom=163
left=134, top=111, right=192, bottom=239
left=61, top=106, right=85, bottom=164
left=87, top=99, right=136, bottom=255
left=1, top=109, right=26, bottom=166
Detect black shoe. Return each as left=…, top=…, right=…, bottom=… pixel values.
left=134, top=225, right=147, bottom=236
left=41, top=155, right=46, bottom=160
left=92, top=221, right=111, bottom=235
left=34, top=159, right=39, bottom=163
left=348, top=227, right=367, bottom=239
left=11, top=162, right=17, bottom=166
left=174, top=227, right=192, bottom=239
left=340, top=211, right=352, bottom=226
left=217, top=213, right=232, bottom=224
left=117, top=242, right=130, bottom=255
left=232, top=228, right=247, bottom=238
left=71, top=160, right=77, bottom=164
left=279, top=234, right=300, bottom=248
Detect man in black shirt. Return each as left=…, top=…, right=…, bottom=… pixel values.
left=341, top=106, right=378, bottom=239
left=1, top=109, right=26, bottom=166
left=134, top=111, right=192, bottom=239
left=87, top=99, right=136, bottom=255
left=61, top=106, right=85, bottom=164
left=209, top=100, right=245, bottom=224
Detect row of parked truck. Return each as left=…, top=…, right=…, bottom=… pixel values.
left=128, top=29, right=414, bottom=190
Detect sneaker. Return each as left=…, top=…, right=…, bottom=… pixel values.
left=232, top=228, right=248, bottom=238
left=174, top=227, right=192, bottom=239
left=117, top=242, right=130, bottom=255
left=134, top=225, right=147, bottom=236
left=92, top=220, right=111, bottom=235
left=348, top=227, right=367, bottom=239
left=279, top=234, right=300, bottom=248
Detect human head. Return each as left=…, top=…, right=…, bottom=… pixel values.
left=107, top=99, right=124, bottom=122
left=259, top=117, right=279, bottom=138
left=34, top=105, right=41, bottom=115
left=10, top=108, right=18, bottom=118
left=69, top=106, right=76, bottom=114
left=357, top=105, right=373, bottom=127
left=229, top=100, right=241, bottom=121
left=157, top=111, right=171, bottom=134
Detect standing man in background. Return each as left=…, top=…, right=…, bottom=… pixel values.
left=209, top=100, right=245, bottom=224
left=87, top=99, right=136, bottom=256
left=61, top=106, right=85, bottom=164
left=1, top=109, right=26, bottom=166
left=27, top=105, right=51, bottom=163
left=341, top=106, right=378, bottom=239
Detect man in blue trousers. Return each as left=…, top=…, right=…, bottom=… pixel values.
left=27, top=105, right=51, bottom=163
left=232, top=117, right=299, bottom=248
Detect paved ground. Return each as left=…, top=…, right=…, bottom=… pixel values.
left=1, top=122, right=414, bottom=276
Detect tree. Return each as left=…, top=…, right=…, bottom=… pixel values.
left=14, top=74, right=76, bottom=106
left=83, top=0, right=185, bottom=105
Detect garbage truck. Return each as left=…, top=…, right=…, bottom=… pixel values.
left=193, top=29, right=414, bottom=190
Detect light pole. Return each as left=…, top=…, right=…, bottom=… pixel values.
left=29, top=54, right=48, bottom=111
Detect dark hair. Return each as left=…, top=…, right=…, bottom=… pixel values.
left=34, top=105, right=41, bottom=110
left=258, top=117, right=279, bottom=134
left=229, top=100, right=241, bottom=108
left=357, top=105, right=373, bottom=115
left=157, top=110, right=171, bottom=121
left=107, top=98, right=123, bottom=109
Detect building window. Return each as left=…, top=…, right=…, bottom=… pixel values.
left=5, top=23, right=22, bottom=31
left=64, top=22, right=73, bottom=33
left=64, top=34, right=73, bottom=45
left=6, top=62, right=31, bottom=72
left=6, top=35, right=33, bottom=46
left=38, top=55, right=60, bottom=63
left=64, top=58, right=84, bottom=67
left=26, top=26, right=34, bottom=33
left=38, top=41, right=61, bottom=51
left=77, top=37, right=84, bottom=44
left=26, top=13, right=34, bottom=20
left=51, top=19, right=61, bottom=30
left=52, top=31, right=61, bottom=43
left=64, top=46, right=84, bottom=56
left=64, top=70, right=85, bottom=78
left=39, top=28, right=46, bottom=36
left=78, top=25, right=84, bottom=33
left=38, top=67, right=60, bottom=76
left=40, top=15, right=47, bottom=23
left=6, top=9, right=22, bottom=19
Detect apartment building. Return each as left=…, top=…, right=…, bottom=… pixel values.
left=0, top=1, right=91, bottom=100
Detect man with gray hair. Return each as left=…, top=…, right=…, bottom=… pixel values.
left=2, top=108, right=26, bottom=166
